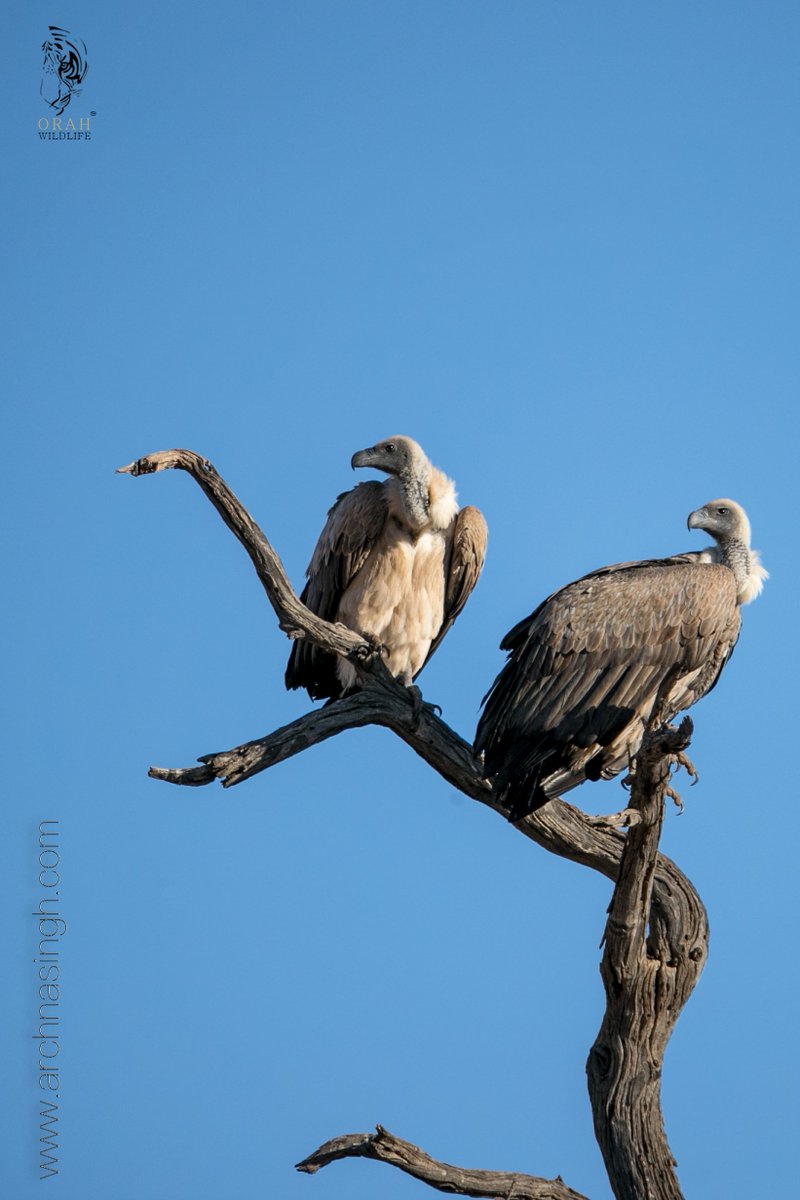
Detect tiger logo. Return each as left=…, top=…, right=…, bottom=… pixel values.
left=40, top=27, right=89, bottom=117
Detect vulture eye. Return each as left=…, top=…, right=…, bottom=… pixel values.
left=385, top=443, right=396, bottom=453
left=716, top=506, right=729, bottom=515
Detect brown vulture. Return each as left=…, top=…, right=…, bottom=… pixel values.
left=286, top=435, right=488, bottom=701
left=475, top=499, right=766, bottom=819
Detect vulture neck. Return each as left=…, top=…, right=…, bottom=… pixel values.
left=713, top=536, right=764, bottom=605
left=387, top=465, right=458, bottom=534
left=397, top=467, right=431, bottom=530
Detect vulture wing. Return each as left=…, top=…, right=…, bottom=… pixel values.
left=421, top=505, right=488, bottom=670
left=285, top=481, right=388, bottom=699
left=476, top=556, right=741, bottom=816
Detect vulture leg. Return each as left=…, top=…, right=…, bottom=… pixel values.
left=404, top=684, right=442, bottom=726
left=407, top=684, right=424, bottom=723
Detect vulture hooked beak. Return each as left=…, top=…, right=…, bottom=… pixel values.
left=351, top=447, right=374, bottom=470
left=350, top=438, right=407, bottom=476
left=687, top=507, right=707, bottom=532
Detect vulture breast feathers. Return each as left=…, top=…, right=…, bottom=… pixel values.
left=286, top=436, right=488, bottom=701
left=475, top=499, right=767, bottom=820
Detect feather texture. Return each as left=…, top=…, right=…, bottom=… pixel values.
left=476, top=500, right=763, bottom=819
left=286, top=438, right=487, bottom=700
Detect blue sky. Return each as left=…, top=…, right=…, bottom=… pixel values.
left=3, top=3, right=799, bottom=1197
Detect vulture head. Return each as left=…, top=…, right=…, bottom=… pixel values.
left=687, top=498, right=751, bottom=543
left=687, top=498, right=767, bottom=604
left=351, top=436, right=429, bottom=483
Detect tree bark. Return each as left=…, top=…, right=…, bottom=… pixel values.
left=587, top=718, right=705, bottom=1200
left=296, top=1125, right=590, bottom=1200
left=120, top=449, right=710, bottom=1200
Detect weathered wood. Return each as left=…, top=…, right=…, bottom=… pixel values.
left=117, top=450, right=372, bottom=662
left=121, top=448, right=711, bottom=1200
left=587, top=717, right=705, bottom=1200
left=296, top=1125, right=590, bottom=1200
left=150, top=681, right=492, bottom=796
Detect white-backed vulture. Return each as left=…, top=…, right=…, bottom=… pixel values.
left=286, top=436, right=488, bottom=701
left=475, top=499, right=767, bottom=819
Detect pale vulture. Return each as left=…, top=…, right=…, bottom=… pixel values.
left=475, top=500, right=766, bottom=819
left=286, top=436, right=488, bottom=700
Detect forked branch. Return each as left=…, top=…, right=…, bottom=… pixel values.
left=121, top=449, right=709, bottom=1200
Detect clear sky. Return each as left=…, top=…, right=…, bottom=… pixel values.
left=3, top=3, right=799, bottom=1198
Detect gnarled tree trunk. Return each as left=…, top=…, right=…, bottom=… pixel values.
left=119, top=449, right=709, bottom=1199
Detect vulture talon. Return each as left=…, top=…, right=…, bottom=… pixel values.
left=666, top=785, right=685, bottom=814
left=672, top=750, right=699, bottom=785
left=360, top=633, right=385, bottom=662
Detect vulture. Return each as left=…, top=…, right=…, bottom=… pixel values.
left=475, top=499, right=767, bottom=820
left=286, top=436, right=488, bottom=701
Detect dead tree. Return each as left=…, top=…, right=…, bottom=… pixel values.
left=118, top=449, right=709, bottom=1200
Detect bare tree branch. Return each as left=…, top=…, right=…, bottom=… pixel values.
left=149, top=679, right=491, bottom=797
left=296, top=1125, right=591, bottom=1200
left=117, top=449, right=372, bottom=662
left=121, top=449, right=710, bottom=1200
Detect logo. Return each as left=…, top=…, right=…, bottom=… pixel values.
left=40, top=26, right=88, bottom=117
